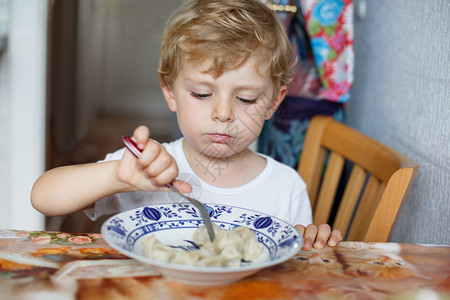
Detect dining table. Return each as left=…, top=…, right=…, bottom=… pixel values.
left=0, top=229, right=448, bottom=300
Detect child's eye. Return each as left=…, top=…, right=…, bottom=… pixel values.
left=191, top=92, right=211, bottom=100
left=237, top=97, right=257, bottom=104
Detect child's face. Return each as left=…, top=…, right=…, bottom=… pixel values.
left=161, top=55, right=286, bottom=159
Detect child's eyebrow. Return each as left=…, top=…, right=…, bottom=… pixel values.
left=185, top=79, right=267, bottom=92
left=185, top=78, right=213, bottom=85
left=234, top=85, right=268, bottom=94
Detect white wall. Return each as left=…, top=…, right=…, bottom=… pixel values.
left=0, top=1, right=47, bottom=230
left=348, top=0, right=450, bottom=244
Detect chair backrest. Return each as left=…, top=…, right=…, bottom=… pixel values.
left=297, top=116, right=418, bottom=242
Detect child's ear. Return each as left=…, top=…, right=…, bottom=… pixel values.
left=161, top=85, right=177, bottom=112
left=265, top=85, right=287, bottom=120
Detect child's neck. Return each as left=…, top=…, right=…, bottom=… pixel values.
left=182, top=139, right=267, bottom=188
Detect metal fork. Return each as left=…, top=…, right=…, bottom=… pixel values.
left=121, top=136, right=215, bottom=242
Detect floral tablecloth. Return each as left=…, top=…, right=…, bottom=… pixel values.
left=0, top=229, right=449, bottom=299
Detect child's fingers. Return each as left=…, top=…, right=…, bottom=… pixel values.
left=327, top=229, right=343, bottom=247
left=145, top=155, right=175, bottom=178
left=133, top=125, right=151, bottom=149
left=137, top=142, right=179, bottom=187
left=302, top=224, right=318, bottom=251
left=149, top=164, right=179, bottom=187
left=294, top=224, right=306, bottom=236
left=313, top=223, right=331, bottom=250
left=137, top=140, right=162, bottom=169
left=172, top=180, right=192, bottom=194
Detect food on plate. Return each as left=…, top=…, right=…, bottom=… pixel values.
left=142, top=224, right=265, bottom=267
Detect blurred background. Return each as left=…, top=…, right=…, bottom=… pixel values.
left=0, top=0, right=448, bottom=244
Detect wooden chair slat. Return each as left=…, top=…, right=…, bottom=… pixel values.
left=313, top=152, right=345, bottom=225
left=333, top=164, right=367, bottom=235
left=298, top=116, right=418, bottom=242
left=347, top=175, right=383, bottom=240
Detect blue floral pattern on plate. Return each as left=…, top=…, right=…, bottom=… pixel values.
left=101, top=204, right=302, bottom=285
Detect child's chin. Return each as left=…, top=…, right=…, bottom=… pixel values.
left=202, top=144, right=243, bottom=158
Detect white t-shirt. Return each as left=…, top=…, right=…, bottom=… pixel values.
left=85, top=138, right=312, bottom=226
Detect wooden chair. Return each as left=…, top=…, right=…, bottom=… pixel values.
left=297, top=116, right=418, bottom=242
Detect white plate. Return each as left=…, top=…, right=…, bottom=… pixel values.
left=101, top=203, right=302, bottom=285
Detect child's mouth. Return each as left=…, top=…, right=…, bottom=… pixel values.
left=208, top=133, right=233, bottom=143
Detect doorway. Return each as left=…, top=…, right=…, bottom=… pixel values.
left=46, top=0, right=183, bottom=232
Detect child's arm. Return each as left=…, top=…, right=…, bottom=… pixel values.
left=31, top=161, right=124, bottom=216
left=31, top=126, right=191, bottom=217
left=295, top=224, right=343, bottom=251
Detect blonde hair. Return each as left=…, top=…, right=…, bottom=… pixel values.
left=158, top=0, right=293, bottom=96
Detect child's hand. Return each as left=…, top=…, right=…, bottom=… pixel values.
left=294, top=224, right=342, bottom=251
left=116, top=125, right=191, bottom=194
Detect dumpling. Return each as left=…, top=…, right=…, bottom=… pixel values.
left=221, top=245, right=243, bottom=267
left=197, top=255, right=224, bottom=267
left=142, top=235, right=175, bottom=262
left=243, top=236, right=264, bottom=261
left=142, top=235, right=159, bottom=257
left=213, top=229, right=244, bottom=253
left=231, top=226, right=264, bottom=261
left=193, top=223, right=221, bottom=246
left=142, top=225, right=265, bottom=267
left=198, top=241, right=215, bottom=257
left=172, top=250, right=201, bottom=266
left=232, top=226, right=255, bottom=240
left=149, top=244, right=175, bottom=262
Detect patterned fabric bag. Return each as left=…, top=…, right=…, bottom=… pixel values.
left=258, top=0, right=353, bottom=168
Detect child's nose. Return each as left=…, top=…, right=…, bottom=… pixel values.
left=212, top=98, right=234, bottom=122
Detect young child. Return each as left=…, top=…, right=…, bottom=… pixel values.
left=31, top=0, right=341, bottom=251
